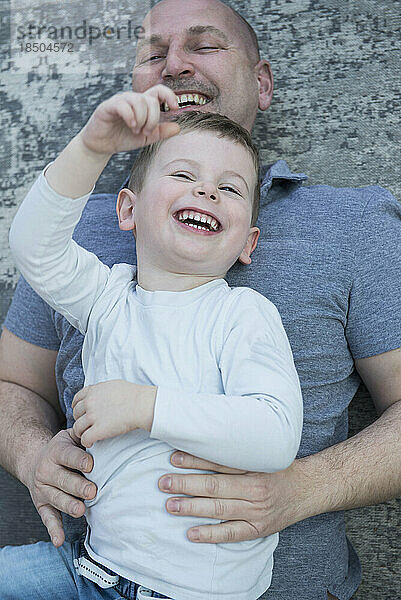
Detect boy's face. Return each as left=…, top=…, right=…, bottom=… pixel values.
left=117, top=131, right=259, bottom=277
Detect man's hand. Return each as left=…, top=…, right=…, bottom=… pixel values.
left=26, top=428, right=97, bottom=548
left=79, top=85, right=180, bottom=156
left=72, top=381, right=157, bottom=448
left=158, top=452, right=310, bottom=543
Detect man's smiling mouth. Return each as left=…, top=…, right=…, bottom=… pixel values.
left=161, top=92, right=210, bottom=112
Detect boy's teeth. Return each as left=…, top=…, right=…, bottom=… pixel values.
left=175, top=209, right=220, bottom=231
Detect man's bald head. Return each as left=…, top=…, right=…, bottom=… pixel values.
left=223, top=2, right=260, bottom=64
left=150, top=0, right=260, bottom=65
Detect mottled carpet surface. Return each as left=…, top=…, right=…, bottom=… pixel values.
left=0, top=1, right=400, bottom=597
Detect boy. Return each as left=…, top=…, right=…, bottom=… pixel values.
left=9, top=84, right=303, bottom=600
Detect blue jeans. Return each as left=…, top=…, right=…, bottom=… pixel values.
left=0, top=534, right=172, bottom=599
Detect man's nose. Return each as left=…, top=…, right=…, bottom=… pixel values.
left=162, top=47, right=195, bottom=79
left=193, top=182, right=219, bottom=202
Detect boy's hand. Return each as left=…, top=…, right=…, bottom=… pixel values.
left=79, top=85, right=180, bottom=156
left=72, top=380, right=157, bottom=448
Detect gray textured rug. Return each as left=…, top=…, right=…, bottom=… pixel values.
left=1, top=1, right=400, bottom=597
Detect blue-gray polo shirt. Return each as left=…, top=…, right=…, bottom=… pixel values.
left=4, top=160, right=401, bottom=600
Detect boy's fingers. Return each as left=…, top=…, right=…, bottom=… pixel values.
left=72, top=385, right=90, bottom=408
left=141, top=123, right=181, bottom=147
left=81, top=428, right=95, bottom=449
left=114, top=97, right=141, bottom=132
left=143, top=96, right=162, bottom=135
left=145, top=84, right=179, bottom=110
left=158, top=122, right=181, bottom=141
left=72, top=399, right=85, bottom=420
left=73, top=414, right=90, bottom=438
left=129, top=95, right=149, bottom=132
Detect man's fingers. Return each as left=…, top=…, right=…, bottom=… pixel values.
left=67, top=427, right=83, bottom=448
left=37, top=504, right=65, bottom=547
left=40, top=483, right=87, bottom=518
left=165, top=496, right=254, bottom=521
left=186, top=520, right=259, bottom=544
left=159, top=472, right=262, bottom=500
left=50, top=433, right=93, bottom=473
left=170, top=451, right=248, bottom=474
left=51, top=464, right=96, bottom=501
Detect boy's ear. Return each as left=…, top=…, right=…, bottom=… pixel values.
left=116, top=188, right=136, bottom=232
left=238, top=227, right=260, bottom=265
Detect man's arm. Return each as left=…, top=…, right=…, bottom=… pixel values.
left=156, top=347, right=401, bottom=543
left=0, top=328, right=96, bottom=547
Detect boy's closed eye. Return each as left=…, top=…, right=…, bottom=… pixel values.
left=171, top=172, right=243, bottom=197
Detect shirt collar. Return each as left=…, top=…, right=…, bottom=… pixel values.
left=260, top=160, right=308, bottom=189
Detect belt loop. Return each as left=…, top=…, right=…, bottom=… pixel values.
left=73, top=556, right=120, bottom=589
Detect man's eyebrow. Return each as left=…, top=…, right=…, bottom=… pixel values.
left=164, top=160, right=250, bottom=192
left=136, top=34, right=165, bottom=52
left=137, top=25, right=230, bottom=52
left=187, top=25, right=230, bottom=43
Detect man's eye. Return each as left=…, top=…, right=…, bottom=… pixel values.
left=196, top=46, right=219, bottom=51
left=148, top=55, right=164, bottom=61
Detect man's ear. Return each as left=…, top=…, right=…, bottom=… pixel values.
left=116, top=188, right=136, bottom=232
left=238, top=227, right=260, bottom=265
left=255, top=60, right=274, bottom=111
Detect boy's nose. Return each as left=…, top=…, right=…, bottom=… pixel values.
left=193, top=182, right=218, bottom=202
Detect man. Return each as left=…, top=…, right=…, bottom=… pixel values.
left=0, top=1, right=400, bottom=599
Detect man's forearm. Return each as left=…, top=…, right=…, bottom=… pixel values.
left=0, top=380, right=61, bottom=487
left=297, top=400, right=401, bottom=519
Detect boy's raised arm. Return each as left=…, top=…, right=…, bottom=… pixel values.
left=9, top=86, right=180, bottom=334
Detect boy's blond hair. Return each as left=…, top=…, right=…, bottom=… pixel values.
left=128, top=111, right=260, bottom=227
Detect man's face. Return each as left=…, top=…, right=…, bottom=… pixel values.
left=132, top=0, right=272, bottom=131
left=124, top=131, right=259, bottom=276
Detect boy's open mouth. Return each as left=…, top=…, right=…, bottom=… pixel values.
left=161, top=92, right=211, bottom=112
left=173, top=208, right=222, bottom=234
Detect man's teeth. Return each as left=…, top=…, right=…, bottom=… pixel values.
left=163, top=94, right=208, bottom=112
left=176, top=210, right=220, bottom=231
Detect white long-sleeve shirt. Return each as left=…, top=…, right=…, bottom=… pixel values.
left=10, top=166, right=303, bottom=600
